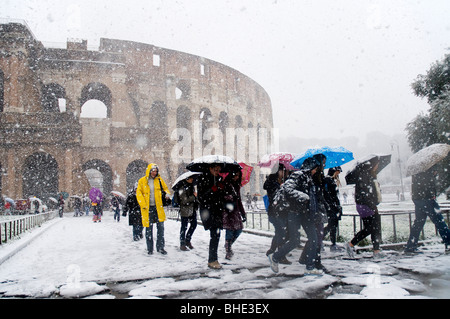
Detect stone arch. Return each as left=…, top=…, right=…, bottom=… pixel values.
left=175, top=80, right=191, bottom=100
left=22, top=152, right=59, bottom=200
left=82, top=159, right=113, bottom=196
left=200, top=107, right=213, bottom=149
left=176, top=105, right=191, bottom=131
left=126, top=159, right=148, bottom=191
left=41, top=83, right=66, bottom=112
left=150, top=100, right=168, bottom=143
left=80, top=82, right=112, bottom=118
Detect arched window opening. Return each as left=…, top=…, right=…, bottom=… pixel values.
left=80, top=82, right=112, bottom=118
left=80, top=99, right=108, bottom=118
left=41, top=83, right=66, bottom=112
left=22, top=152, right=59, bottom=201
left=82, top=159, right=113, bottom=196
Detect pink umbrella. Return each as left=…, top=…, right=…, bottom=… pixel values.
left=257, top=152, right=297, bottom=171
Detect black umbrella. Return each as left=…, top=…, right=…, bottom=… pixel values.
left=345, top=154, right=391, bottom=185
left=186, top=155, right=241, bottom=173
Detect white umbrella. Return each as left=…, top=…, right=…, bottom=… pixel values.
left=406, top=143, right=450, bottom=176
left=111, top=191, right=126, bottom=198
left=172, top=172, right=202, bottom=189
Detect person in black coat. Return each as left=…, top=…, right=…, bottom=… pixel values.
left=323, top=166, right=343, bottom=251
left=197, top=164, right=225, bottom=269
left=122, top=186, right=143, bottom=241
left=268, top=157, right=323, bottom=275
left=264, top=164, right=290, bottom=264
left=405, top=166, right=450, bottom=253
left=345, top=157, right=383, bottom=258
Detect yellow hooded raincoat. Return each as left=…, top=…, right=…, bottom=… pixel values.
left=136, top=163, right=170, bottom=227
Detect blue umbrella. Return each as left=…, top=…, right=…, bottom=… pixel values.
left=290, top=146, right=354, bottom=169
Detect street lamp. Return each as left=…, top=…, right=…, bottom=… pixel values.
left=391, top=141, right=405, bottom=201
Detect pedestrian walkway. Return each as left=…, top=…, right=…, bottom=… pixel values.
left=1, top=211, right=450, bottom=299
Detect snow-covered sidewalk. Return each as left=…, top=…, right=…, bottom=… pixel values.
left=1, top=211, right=450, bottom=299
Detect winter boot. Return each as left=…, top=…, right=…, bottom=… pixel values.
left=180, top=244, right=189, bottom=251
left=186, top=241, right=194, bottom=249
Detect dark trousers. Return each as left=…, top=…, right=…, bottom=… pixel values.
left=208, top=227, right=221, bottom=263
left=180, top=214, right=197, bottom=245
left=406, top=200, right=450, bottom=250
left=323, top=213, right=339, bottom=245
left=351, top=211, right=381, bottom=250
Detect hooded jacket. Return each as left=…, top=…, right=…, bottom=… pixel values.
left=136, top=163, right=170, bottom=227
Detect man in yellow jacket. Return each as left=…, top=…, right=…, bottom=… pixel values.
left=136, top=163, right=170, bottom=255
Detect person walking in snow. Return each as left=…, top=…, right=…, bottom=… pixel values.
left=111, top=196, right=120, bottom=222
left=222, top=169, right=247, bottom=260
left=58, top=194, right=65, bottom=218
left=92, top=201, right=103, bottom=222
left=264, top=164, right=291, bottom=264
left=268, top=157, right=323, bottom=275
left=404, top=166, right=450, bottom=254
left=345, top=156, right=383, bottom=259
left=197, top=164, right=225, bottom=269
left=122, top=184, right=143, bottom=241
left=83, top=195, right=90, bottom=216
left=323, top=166, right=343, bottom=252
left=299, top=154, right=328, bottom=270
left=73, top=196, right=82, bottom=217
left=177, top=176, right=198, bottom=251
left=136, top=163, right=170, bottom=255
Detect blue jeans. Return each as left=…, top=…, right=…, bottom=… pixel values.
left=273, top=213, right=301, bottom=263
left=146, top=207, right=165, bottom=253
left=113, top=208, right=120, bottom=221
left=406, top=200, right=450, bottom=250
left=225, top=229, right=242, bottom=242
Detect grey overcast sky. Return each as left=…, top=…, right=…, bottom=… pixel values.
left=3, top=0, right=450, bottom=140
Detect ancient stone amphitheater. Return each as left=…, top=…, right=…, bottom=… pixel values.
left=0, top=21, right=273, bottom=202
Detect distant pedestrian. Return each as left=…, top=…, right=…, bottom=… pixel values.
left=111, top=196, right=120, bottom=222
left=222, top=170, right=247, bottom=260
left=136, top=163, right=170, bottom=255
left=345, top=156, right=383, bottom=258
left=123, top=185, right=143, bottom=241
left=404, top=166, right=450, bottom=253
left=73, top=197, right=82, bottom=217
left=83, top=196, right=90, bottom=216
left=58, top=194, right=65, bottom=218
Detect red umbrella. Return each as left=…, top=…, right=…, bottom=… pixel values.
left=219, top=162, right=253, bottom=186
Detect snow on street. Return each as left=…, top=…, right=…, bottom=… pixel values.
left=1, top=210, right=450, bottom=299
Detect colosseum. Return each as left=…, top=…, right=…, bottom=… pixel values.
left=0, top=21, right=274, bottom=204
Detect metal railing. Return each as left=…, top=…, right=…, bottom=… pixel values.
left=165, top=205, right=450, bottom=246
left=0, top=210, right=59, bottom=244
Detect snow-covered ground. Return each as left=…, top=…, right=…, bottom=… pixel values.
left=1, top=210, right=450, bottom=299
